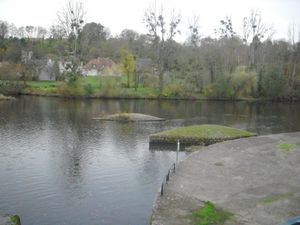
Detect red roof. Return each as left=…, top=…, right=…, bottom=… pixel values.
left=84, top=58, right=115, bottom=70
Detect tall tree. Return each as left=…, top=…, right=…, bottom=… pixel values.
left=143, top=4, right=181, bottom=94
left=187, top=15, right=201, bottom=47
left=215, top=16, right=236, bottom=38
left=57, top=0, right=86, bottom=58
left=242, top=10, right=273, bottom=67
left=288, top=24, right=300, bottom=89
left=57, top=0, right=86, bottom=83
left=79, top=22, right=107, bottom=61
left=120, top=48, right=135, bottom=88
left=0, top=21, right=8, bottom=39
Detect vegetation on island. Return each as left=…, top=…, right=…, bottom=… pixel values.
left=149, top=124, right=255, bottom=145
left=93, top=113, right=164, bottom=122
left=0, top=1, right=299, bottom=100
left=192, top=201, right=233, bottom=225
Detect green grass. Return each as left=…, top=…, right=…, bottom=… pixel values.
left=192, top=201, right=233, bottom=225
left=150, top=124, right=255, bottom=146
left=27, top=80, right=63, bottom=88
left=153, top=125, right=255, bottom=139
left=277, top=142, right=296, bottom=151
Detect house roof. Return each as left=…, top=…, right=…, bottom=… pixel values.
left=83, top=57, right=115, bottom=71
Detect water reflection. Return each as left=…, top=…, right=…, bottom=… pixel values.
left=0, top=97, right=300, bottom=225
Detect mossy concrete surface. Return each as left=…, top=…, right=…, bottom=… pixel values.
left=93, top=113, right=165, bottom=122
left=149, top=124, right=255, bottom=146
left=0, top=214, right=21, bottom=225
left=151, top=132, right=300, bottom=225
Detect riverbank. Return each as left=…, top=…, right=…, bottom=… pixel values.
left=151, top=132, right=300, bottom=225
left=13, top=79, right=299, bottom=101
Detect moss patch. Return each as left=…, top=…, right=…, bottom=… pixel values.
left=150, top=124, right=255, bottom=146
left=10, top=215, right=21, bottom=225
left=277, top=143, right=296, bottom=151
left=192, top=201, right=233, bottom=225
left=257, top=193, right=294, bottom=204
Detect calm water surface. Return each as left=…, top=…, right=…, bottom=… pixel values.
left=0, top=97, right=300, bottom=225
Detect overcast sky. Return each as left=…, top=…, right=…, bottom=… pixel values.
left=0, top=0, right=299, bottom=41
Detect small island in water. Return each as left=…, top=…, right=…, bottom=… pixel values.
left=149, top=124, right=256, bottom=146
left=93, top=113, right=165, bottom=122
left=0, top=94, right=15, bottom=101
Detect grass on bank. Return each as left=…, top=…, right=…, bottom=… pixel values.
left=192, top=201, right=233, bottom=225
left=22, top=76, right=161, bottom=98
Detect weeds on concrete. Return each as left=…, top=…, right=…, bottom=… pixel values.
left=192, top=201, right=233, bottom=225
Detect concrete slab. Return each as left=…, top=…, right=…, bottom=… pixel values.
left=151, top=132, right=300, bottom=225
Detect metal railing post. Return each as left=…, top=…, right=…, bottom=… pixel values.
left=176, top=139, right=180, bottom=164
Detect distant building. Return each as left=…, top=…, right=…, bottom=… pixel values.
left=135, top=58, right=153, bottom=72
left=82, top=57, right=116, bottom=76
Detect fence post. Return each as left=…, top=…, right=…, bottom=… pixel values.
left=176, top=139, right=180, bottom=164
left=166, top=170, right=170, bottom=182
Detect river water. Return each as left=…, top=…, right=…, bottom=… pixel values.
left=0, top=97, right=299, bottom=225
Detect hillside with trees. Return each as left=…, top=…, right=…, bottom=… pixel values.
left=0, top=1, right=299, bottom=100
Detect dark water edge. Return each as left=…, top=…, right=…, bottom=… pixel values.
left=0, top=96, right=300, bottom=225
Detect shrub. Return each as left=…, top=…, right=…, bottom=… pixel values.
left=204, top=66, right=257, bottom=99
left=57, top=83, right=85, bottom=97
left=84, top=83, right=94, bottom=96
left=162, top=80, right=185, bottom=97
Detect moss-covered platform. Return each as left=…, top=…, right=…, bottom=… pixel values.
left=93, top=113, right=165, bottom=122
left=149, top=124, right=255, bottom=146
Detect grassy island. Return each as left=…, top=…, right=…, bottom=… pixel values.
left=149, top=124, right=255, bottom=146
left=93, top=113, right=164, bottom=122
left=0, top=94, right=15, bottom=101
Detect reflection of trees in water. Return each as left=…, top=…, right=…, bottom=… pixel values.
left=45, top=99, right=99, bottom=192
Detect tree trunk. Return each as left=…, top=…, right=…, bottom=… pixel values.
left=159, top=70, right=164, bottom=95
left=290, top=53, right=299, bottom=89
left=134, top=69, right=137, bottom=91
left=127, top=73, right=130, bottom=88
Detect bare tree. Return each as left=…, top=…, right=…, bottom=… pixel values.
left=215, top=16, right=236, bottom=38
left=288, top=24, right=300, bottom=88
left=143, top=3, right=181, bottom=94
left=50, top=25, right=67, bottom=39
left=57, top=0, right=86, bottom=57
left=187, top=14, right=201, bottom=47
left=0, top=21, right=8, bottom=39
left=242, top=10, right=274, bottom=66
left=25, top=25, right=34, bottom=39
left=56, top=0, right=86, bottom=83
left=36, top=26, right=48, bottom=39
